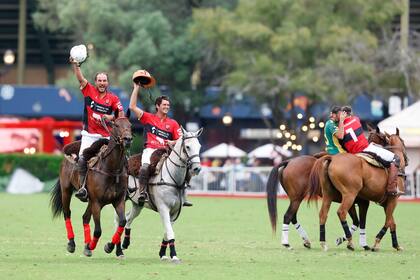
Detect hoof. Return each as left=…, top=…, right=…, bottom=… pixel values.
left=83, top=244, right=92, bottom=257
left=303, top=240, right=311, bottom=249
left=371, top=247, right=380, bottom=252
left=160, top=256, right=169, bottom=261
left=282, top=244, right=293, bottom=250
left=320, top=242, right=328, bottom=252
left=362, top=245, right=371, bottom=251
left=104, top=242, right=115, bottom=254
left=67, top=239, right=76, bottom=253
left=171, top=256, right=181, bottom=264
left=116, top=254, right=126, bottom=260
left=335, top=237, right=345, bottom=246
left=122, top=237, right=130, bottom=250
left=394, top=246, right=404, bottom=251
left=346, top=244, right=355, bottom=251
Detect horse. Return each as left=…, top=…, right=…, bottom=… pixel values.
left=50, top=117, right=133, bottom=258
left=308, top=128, right=407, bottom=251
left=266, top=126, right=388, bottom=250
left=116, top=127, right=203, bottom=263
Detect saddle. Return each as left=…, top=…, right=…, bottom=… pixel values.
left=63, top=139, right=110, bottom=169
left=356, top=152, right=385, bottom=169
left=128, top=149, right=169, bottom=177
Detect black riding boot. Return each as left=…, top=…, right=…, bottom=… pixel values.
left=183, top=177, right=193, bottom=207
left=386, top=163, right=403, bottom=196
left=75, top=155, right=88, bottom=202
left=138, top=164, right=150, bottom=203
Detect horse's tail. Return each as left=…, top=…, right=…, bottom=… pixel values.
left=267, top=160, right=289, bottom=234
left=307, top=155, right=332, bottom=204
left=50, top=179, right=63, bottom=219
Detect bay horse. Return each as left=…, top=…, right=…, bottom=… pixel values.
left=266, top=126, right=388, bottom=249
left=309, top=129, right=407, bottom=251
left=117, top=127, right=203, bottom=263
left=50, top=117, right=133, bottom=258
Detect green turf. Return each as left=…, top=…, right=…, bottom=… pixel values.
left=0, top=193, right=418, bottom=280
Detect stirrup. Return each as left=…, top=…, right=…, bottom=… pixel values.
left=75, top=187, right=88, bottom=202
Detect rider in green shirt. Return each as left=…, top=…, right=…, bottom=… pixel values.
left=324, top=105, right=346, bottom=155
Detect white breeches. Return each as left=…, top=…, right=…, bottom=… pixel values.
left=141, top=148, right=157, bottom=165
left=79, top=130, right=109, bottom=156
left=363, top=143, right=395, bottom=163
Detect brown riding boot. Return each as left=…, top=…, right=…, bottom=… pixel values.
left=386, top=163, right=402, bottom=196
left=75, top=155, right=88, bottom=202
left=137, top=164, right=150, bottom=203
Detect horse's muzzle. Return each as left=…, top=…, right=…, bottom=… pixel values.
left=123, top=136, right=133, bottom=148
left=191, top=166, right=201, bottom=175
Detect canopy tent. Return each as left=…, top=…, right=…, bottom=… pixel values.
left=201, top=143, right=247, bottom=158
left=378, top=100, right=420, bottom=148
left=378, top=101, right=420, bottom=175
left=248, top=143, right=292, bottom=159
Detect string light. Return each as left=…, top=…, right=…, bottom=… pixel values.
left=319, top=122, right=325, bottom=128
left=297, top=145, right=302, bottom=151
left=285, top=132, right=291, bottom=138
left=276, top=132, right=283, bottom=138
left=302, top=125, right=308, bottom=132
left=297, top=113, right=303, bottom=119
left=286, top=141, right=292, bottom=147
left=313, top=136, right=319, bottom=142
left=290, top=135, right=296, bottom=141
left=309, top=116, right=315, bottom=123
left=309, top=123, right=316, bottom=129
left=280, top=124, right=286, bottom=130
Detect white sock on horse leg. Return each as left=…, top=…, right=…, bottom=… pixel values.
left=293, top=222, right=309, bottom=241
left=281, top=224, right=289, bottom=245
left=359, top=228, right=367, bottom=246
left=351, top=224, right=358, bottom=235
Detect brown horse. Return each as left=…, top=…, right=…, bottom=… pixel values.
left=309, top=129, right=407, bottom=251
left=266, top=126, right=388, bottom=249
left=50, top=117, right=133, bottom=258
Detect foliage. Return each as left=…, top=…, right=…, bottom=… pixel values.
left=32, top=0, right=237, bottom=121
left=0, top=153, right=63, bottom=181
left=191, top=0, right=408, bottom=123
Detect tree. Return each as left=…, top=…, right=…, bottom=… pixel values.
left=32, top=0, right=237, bottom=121
left=191, top=0, right=405, bottom=124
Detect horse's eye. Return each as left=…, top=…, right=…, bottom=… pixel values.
left=186, top=146, right=191, bottom=150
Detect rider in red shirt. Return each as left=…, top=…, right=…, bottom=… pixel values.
left=337, top=106, right=402, bottom=196
left=129, top=77, right=192, bottom=206
left=70, top=58, right=124, bottom=201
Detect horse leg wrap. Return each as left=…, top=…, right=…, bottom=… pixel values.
left=341, top=221, right=352, bottom=239
left=83, top=223, right=91, bottom=244
left=390, top=230, right=399, bottom=248
left=320, top=224, right=326, bottom=242
left=159, top=239, right=169, bottom=258
left=281, top=224, right=289, bottom=244
left=376, top=226, right=387, bottom=240
left=65, top=218, right=75, bottom=240
left=294, top=222, right=309, bottom=241
left=89, top=236, right=99, bottom=250
left=112, top=226, right=124, bottom=244
left=169, top=239, right=177, bottom=258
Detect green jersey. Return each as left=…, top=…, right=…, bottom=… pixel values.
left=324, top=119, right=345, bottom=155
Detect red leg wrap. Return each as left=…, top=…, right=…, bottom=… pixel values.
left=83, top=224, right=91, bottom=244
left=89, top=236, right=99, bottom=250
left=65, top=218, right=75, bottom=240
left=111, top=226, right=124, bottom=244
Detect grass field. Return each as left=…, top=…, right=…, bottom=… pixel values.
left=0, top=193, right=419, bottom=280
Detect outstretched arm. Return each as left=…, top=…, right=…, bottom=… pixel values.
left=70, top=58, right=88, bottom=89
left=129, top=83, right=144, bottom=120
left=336, top=112, right=346, bottom=139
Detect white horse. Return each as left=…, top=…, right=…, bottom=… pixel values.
left=116, top=127, right=203, bottom=263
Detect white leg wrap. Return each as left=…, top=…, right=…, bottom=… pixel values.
left=281, top=224, right=289, bottom=244
left=294, top=223, right=309, bottom=241
left=359, top=228, right=367, bottom=246
left=351, top=224, right=358, bottom=235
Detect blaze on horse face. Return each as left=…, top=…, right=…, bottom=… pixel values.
left=110, top=117, right=133, bottom=148
left=179, top=127, right=203, bottom=176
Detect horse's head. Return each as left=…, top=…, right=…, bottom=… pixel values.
left=367, top=124, right=389, bottom=146
left=109, top=117, right=133, bottom=149
left=386, top=128, right=408, bottom=168
left=173, top=126, right=203, bottom=176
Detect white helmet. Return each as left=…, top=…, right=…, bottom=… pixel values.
left=70, top=44, right=87, bottom=63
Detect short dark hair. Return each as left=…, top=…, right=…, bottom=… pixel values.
left=341, top=105, right=352, bottom=114
left=330, top=105, right=341, bottom=114
left=94, top=72, right=109, bottom=81
left=155, top=95, right=170, bottom=108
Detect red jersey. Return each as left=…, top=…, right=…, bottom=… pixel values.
left=140, top=111, right=181, bottom=149
left=81, top=83, right=123, bottom=136
left=341, top=116, right=369, bottom=153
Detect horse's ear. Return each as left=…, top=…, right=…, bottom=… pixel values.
left=181, top=126, right=188, bottom=135
left=367, top=123, right=375, bottom=132
left=396, top=127, right=400, bottom=136
left=384, top=131, right=391, bottom=138
left=196, top=127, right=203, bottom=137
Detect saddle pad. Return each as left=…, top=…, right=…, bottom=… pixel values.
left=88, top=145, right=108, bottom=168
left=153, top=154, right=169, bottom=175
left=356, top=153, right=384, bottom=168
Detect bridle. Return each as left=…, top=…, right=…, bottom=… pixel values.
left=167, top=133, right=201, bottom=170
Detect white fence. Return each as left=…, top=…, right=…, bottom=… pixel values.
left=189, top=166, right=418, bottom=199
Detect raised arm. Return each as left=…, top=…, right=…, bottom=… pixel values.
left=70, top=58, right=88, bottom=89
left=129, top=83, right=144, bottom=120
left=336, top=111, right=346, bottom=139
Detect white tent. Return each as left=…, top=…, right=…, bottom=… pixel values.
left=201, top=143, right=247, bottom=158
left=6, top=168, right=44, bottom=194
left=378, top=101, right=420, bottom=175
left=248, top=143, right=292, bottom=158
